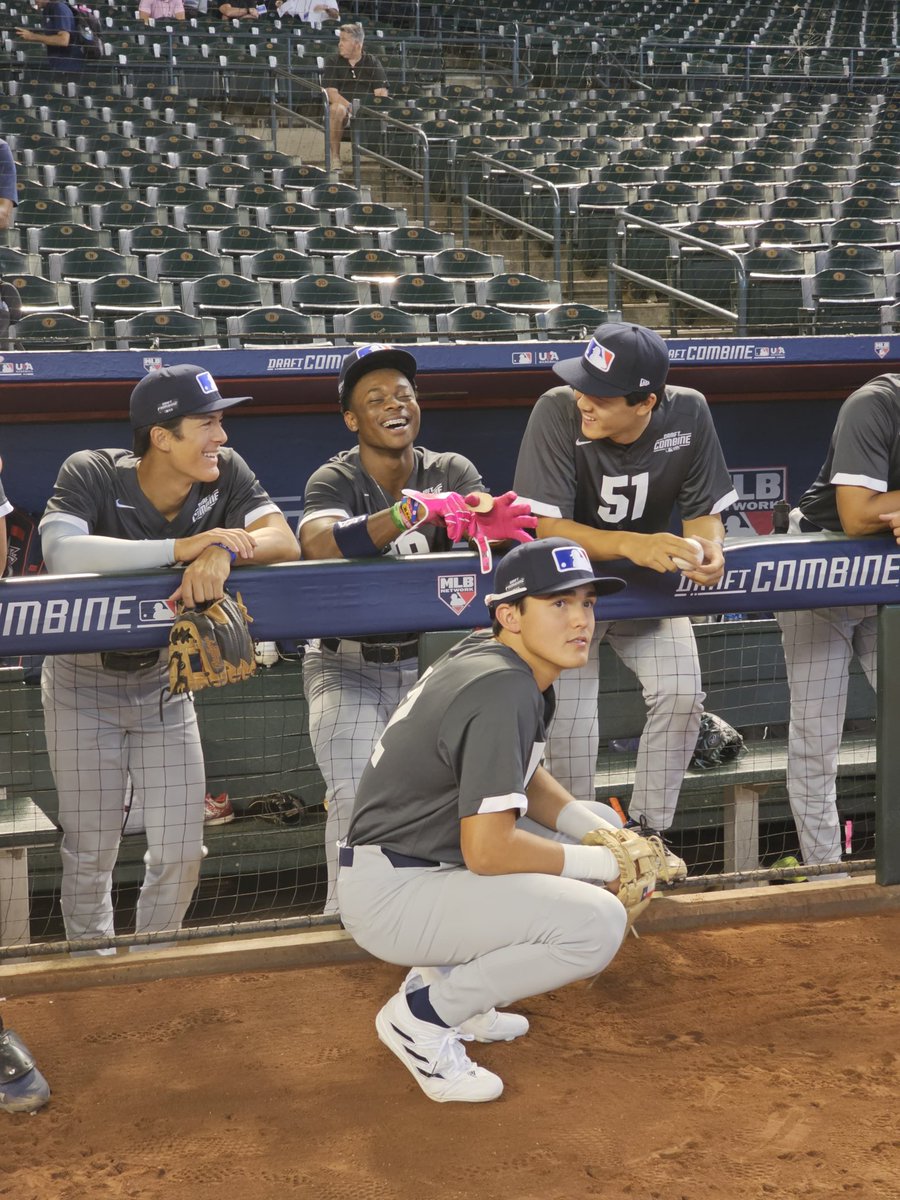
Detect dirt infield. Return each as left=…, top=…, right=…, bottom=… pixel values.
left=5, top=911, right=900, bottom=1200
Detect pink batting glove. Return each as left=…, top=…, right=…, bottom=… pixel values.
left=463, top=491, right=538, bottom=544
left=401, top=489, right=471, bottom=539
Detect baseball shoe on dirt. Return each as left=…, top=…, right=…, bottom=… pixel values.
left=625, top=817, right=688, bottom=882
left=203, top=792, right=234, bottom=825
left=0, top=1026, right=50, bottom=1115
left=375, top=990, right=504, bottom=1104
left=403, top=969, right=529, bottom=1043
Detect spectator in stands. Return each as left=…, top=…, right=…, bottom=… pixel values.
left=0, top=139, right=16, bottom=231
left=321, top=23, right=388, bottom=174
left=513, top=322, right=738, bottom=875
left=138, top=0, right=186, bottom=22
left=14, top=0, right=83, bottom=73
left=299, top=344, right=485, bottom=917
left=776, top=374, right=899, bottom=875
left=276, top=0, right=339, bottom=24
left=216, top=0, right=277, bottom=17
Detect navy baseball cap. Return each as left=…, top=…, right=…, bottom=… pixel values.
left=130, top=364, right=252, bottom=429
left=338, top=343, right=418, bottom=411
left=486, top=538, right=625, bottom=609
left=552, top=322, right=669, bottom=398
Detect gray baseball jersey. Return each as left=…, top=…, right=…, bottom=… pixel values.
left=513, top=384, right=738, bottom=529
left=41, top=447, right=279, bottom=539
left=799, top=374, right=900, bottom=532
left=347, top=631, right=555, bottom=864
left=0, top=474, right=11, bottom=522
left=299, top=445, right=483, bottom=553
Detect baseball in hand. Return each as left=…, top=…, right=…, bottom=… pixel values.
left=671, top=537, right=704, bottom=571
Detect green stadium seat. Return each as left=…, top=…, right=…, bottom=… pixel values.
left=114, top=310, right=219, bottom=350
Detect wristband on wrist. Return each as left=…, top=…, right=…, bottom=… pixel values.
left=390, top=496, right=424, bottom=531
left=560, top=842, right=619, bottom=884
left=556, top=801, right=616, bottom=841
left=212, top=542, right=237, bottom=563
left=332, top=513, right=380, bottom=558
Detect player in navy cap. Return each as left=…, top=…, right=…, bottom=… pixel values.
left=338, top=538, right=632, bottom=1103
left=514, top=322, right=738, bottom=871
left=39, top=365, right=299, bottom=952
left=300, top=343, right=488, bottom=917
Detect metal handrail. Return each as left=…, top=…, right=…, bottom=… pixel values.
left=461, top=151, right=564, bottom=286
left=350, top=104, right=432, bottom=226
left=607, top=209, right=748, bottom=335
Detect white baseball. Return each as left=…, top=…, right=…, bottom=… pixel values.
left=671, top=537, right=704, bottom=571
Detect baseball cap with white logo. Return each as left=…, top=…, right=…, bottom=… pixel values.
left=338, top=343, right=418, bottom=411
left=130, top=364, right=252, bottom=429
left=552, top=321, right=669, bottom=398
left=486, top=537, right=625, bottom=610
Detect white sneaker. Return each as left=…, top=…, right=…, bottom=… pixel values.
left=625, top=818, right=688, bottom=882
left=375, top=990, right=504, bottom=1104
left=403, top=968, right=529, bottom=1043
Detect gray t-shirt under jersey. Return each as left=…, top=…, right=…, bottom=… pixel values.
left=514, top=384, right=737, bottom=531
left=41, top=447, right=278, bottom=541
left=347, top=632, right=555, bottom=865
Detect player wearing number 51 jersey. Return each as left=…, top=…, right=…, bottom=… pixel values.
left=514, top=322, right=737, bottom=851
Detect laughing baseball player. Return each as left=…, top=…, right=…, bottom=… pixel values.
left=299, top=345, right=485, bottom=917
left=513, top=322, right=738, bottom=867
left=339, top=538, right=640, bottom=1103
left=39, top=365, right=299, bottom=951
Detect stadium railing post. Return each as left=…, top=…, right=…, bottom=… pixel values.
left=876, top=605, right=900, bottom=886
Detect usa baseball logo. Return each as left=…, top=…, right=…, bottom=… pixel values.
left=438, top=573, right=477, bottom=615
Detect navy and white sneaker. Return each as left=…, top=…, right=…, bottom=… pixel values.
left=0, top=1026, right=50, bottom=1115
left=625, top=816, right=688, bottom=882
left=402, top=968, right=529, bottom=1043
left=375, top=990, right=503, bottom=1104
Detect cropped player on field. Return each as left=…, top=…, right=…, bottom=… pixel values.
left=300, top=345, right=490, bottom=917
left=777, top=372, right=900, bottom=872
left=339, top=538, right=637, bottom=1103
left=39, top=365, right=299, bottom=951
left=513, top=322, right=738, bottom=868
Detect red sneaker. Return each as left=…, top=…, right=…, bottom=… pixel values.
left=204, top=792, right=234, bottom=825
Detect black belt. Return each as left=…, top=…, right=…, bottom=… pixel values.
left=100, top=649, right=161, bottom=673
left=321, top=637, right=418, bottom=664
left=339, top=846, right=440, bottom=869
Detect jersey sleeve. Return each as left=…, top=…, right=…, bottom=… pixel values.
left=828, top=389, right=894, bottom=492
left=0, top=472, right=11, bottom=520
left=513, top=388, right=578, bottom=519
left=219, top=451, right=281, bottom=528
left=299, top=461, right=355, bottom=529
left=673, top=390, right=738, bottom=520
left=41, top=451, right=107, bottom=532
left=439, top=671, right=542, bottom=820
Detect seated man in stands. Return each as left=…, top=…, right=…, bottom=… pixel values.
left=276, top=0, right=340, bottom=24
left=138, top=0, right=186, bottom=22
left=321, top=23, right=388, bottom=174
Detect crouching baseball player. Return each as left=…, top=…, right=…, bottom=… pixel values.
left=339, top=538, right=671, bottom=1103
left=39, top=365, right=299, bottom=951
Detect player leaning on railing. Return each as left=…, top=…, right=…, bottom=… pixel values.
left=38, top=365, right=299, bottom=952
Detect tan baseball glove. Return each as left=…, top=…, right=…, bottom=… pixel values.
left=582, top=827, right=671, bottom=923
left=168, top=592, right=257, bottom=695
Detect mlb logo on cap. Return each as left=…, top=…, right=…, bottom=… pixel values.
left=196, top=370, right=217, bottom=395
left=551, top=544, right=593, bottom=574
left=584, top=339, right=616, bottom=373
left=355, top=344, right=392, bottom=359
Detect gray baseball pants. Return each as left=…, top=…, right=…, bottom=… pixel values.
left=303, top=640, right=419, bottom=916
left=338, top=849, right=627, bottom=1025
left=776, top=605, right=877, bottom=866
left=41, top=653, right=206, bottom=946
left=544, top=616, right=704, bottom=831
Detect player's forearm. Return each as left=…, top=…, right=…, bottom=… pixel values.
left=535, top=515, right=649, bottom=563
left=462, top=819, right=567, bottom=876
left=524, top=765, right=579, bottom=829
left=235, top=524, right=300, bottom=564
left=41, top=524, right=175, bottom=574
left=837, top=486, right=900, bottom=536
left=0, top=199, right=13, bottom=230
left=301, top=511, right=401, bottom=560
left=682, top=514, right=724, bottom=544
